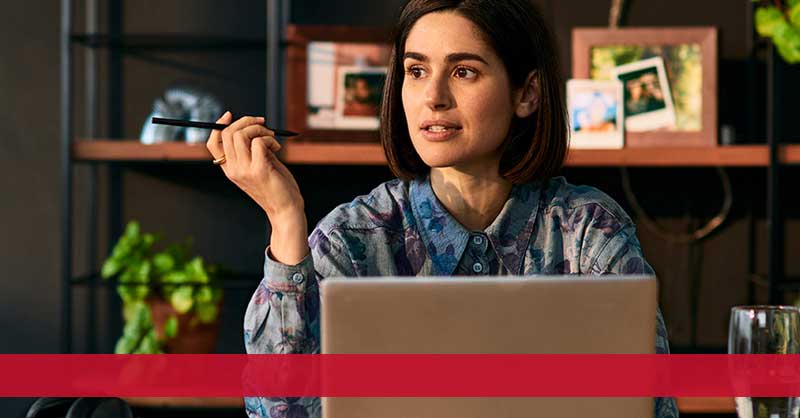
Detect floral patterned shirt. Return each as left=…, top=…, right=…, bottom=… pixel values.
left=243, top=175, right=678, bottom=418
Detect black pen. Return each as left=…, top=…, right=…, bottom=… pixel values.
left=151, top=117, right=300, bottom=137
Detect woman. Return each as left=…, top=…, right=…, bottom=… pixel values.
left=207, top=1, right=677, bottom=417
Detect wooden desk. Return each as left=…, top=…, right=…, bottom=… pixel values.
left=123, top=396, right=735, bottom=414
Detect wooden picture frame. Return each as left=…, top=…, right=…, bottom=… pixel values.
left=572, top=27, right=718, bottom=147
left=285, top=25, right=392, bottom=142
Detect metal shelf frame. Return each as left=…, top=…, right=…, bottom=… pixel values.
left=59, top=0, right=286, bottom=354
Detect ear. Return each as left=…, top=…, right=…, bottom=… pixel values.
left=514, top=70, right=540, bottom=118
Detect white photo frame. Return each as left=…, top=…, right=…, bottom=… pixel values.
left=612, top=57, right=676, bottom=132
left=333, top=65, right=387, bottom=130
left=567, top=79, right=624, bottom=149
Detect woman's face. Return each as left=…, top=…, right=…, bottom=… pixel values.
left=401, top=11, right=518, bottom=173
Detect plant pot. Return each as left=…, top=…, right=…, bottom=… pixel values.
left=146, top=296, right=222, bottom=354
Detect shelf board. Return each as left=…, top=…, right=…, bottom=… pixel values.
left=72, top=140, right=800, bottom=167
left=71, top=272, right=262, bottom=288
left=281, top=141, right=387, bottom=165
left=71, top=34, right=265, bottom=50
left=566, top=145, right=796, bottom=167
left=676, top=397, right=735, bottom=414
left=73, top=140, right=211, bottom=161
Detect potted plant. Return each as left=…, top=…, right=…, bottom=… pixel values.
left=754, top=0, right=800, bottom=63
left=101, top=221, right=224, bottom=354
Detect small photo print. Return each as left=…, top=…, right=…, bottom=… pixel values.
left=333, top=67, right=386, bottom=129
left=613, top=57, right=676, bottom=132
left=567, top=79, right=624, bottom=149
left=306, top=42, right=390, bottom=130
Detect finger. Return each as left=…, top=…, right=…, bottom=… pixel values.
left=222, top=115, right=265, bottom=165
left=251, top=136, right=282, bottom=162
left=252, top=135, right=282, bottom=153
left=251, top=137, right=285, bottom=174
left=223, top=115, right=266, bottom=139
left=206, top=111, right=232, bottom=159
left=233, top=130, right=252, bottom=166
left=250, top=137, right=271, bottom=173
left=235, top=125, right=276, bottom=166
left=221, top=112, right=238, bottom=164
left=240, top=124, right=275, bottom=142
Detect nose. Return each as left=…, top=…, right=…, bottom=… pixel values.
left=423, top=73, right=453, bottom=111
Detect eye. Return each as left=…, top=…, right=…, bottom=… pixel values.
left=405, top=65, right=426, bottom=79
left=453, top=66, right=477, bottom=79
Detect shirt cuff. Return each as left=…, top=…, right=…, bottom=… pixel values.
left=263, top=246, right=314, bottom=293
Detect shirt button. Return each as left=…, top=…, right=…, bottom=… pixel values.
left=472, top=235, right=484, bottom=246
left=291, top=272, right=305, bottom=284
left=472, top=262, right=484, bottom=273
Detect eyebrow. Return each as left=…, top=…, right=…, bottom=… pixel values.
left=402, top=51, right=488, bottom=65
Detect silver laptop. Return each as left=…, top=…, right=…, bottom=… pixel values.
left=320, top=275, right=657, bottom=418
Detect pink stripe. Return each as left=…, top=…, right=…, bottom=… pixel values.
left=1, top=354, right=799, bottom=397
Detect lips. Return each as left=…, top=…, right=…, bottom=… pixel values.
left=419, top=119, right=463, bottom=141
left=419, top=119, right=462, bottom=132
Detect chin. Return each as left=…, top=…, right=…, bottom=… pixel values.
left=411, top=142, right=464, bottom=168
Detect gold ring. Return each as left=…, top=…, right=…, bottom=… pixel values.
left=212, top=154, right=227, bottom=165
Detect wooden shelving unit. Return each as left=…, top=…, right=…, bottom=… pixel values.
left=73, top=139, right=800, bottom=167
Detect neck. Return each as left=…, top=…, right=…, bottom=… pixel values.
left=429, top=165, right=512, bottom=231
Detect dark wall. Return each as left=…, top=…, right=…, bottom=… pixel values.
left=1, top=0, right=798, bottom=416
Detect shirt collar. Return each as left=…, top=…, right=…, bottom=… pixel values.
left=410, top=176, right=469, bottom=275
left=410, top=175, right=540, bottom=275
left=484, top=180, right=541, bottom=275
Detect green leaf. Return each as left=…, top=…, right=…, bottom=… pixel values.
left=125, top=221, right=140, bottom=240
left=119, top=268, right=134, bottom=283
left=756, top=6, right=787, bottom=37
left=137, top=260, right=152, bottom=282
left=109, top=238, right=132, bottom=261
left=789, top=0, right=800, bottom=9
left=186, top=257, right=209, bottom=283
left=119, top=284, right=149, bottom=304
left=101, top=258, right=121, bottom=279
left=195, top=302, right=218, bottom=324
left=790, top=3, right=800, bottom=28
left=136, top=330, right=159, bottom=354
left=122, top=301, right=141, bottom=322
left=153, top=253, right=175, bottom=274
left=162, top=271, right=188, bottom=284
left=170, top=286, right=194, bottom=314
left=196, top=286, right=213, bottom=304
left=142, top=233, right=157, bottom=249
left=774, top=20, right=800, bottom=63
left=116, top=302, right=151, bottom=353
left=114, top=335, right=138, bottom=354
left=164, top=316, right=179, bottom=339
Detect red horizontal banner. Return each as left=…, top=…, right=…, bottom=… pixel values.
left=1, top=354, right=799, bottom=397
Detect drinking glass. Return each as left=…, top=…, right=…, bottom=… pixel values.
left=729, top=305, right=800, bottom=418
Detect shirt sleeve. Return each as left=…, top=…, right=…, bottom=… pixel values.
left=591, top=224, right=680, bottom=418
left=243, top=228, right=355, bottom=418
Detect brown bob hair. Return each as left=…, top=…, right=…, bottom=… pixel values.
left=380, top=0, right=567, bottom=184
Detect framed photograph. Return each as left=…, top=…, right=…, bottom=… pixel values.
left=567, top=79, right=624, bottom=149
left=333, top=66, right=387, bottom=129
left=572, top=27, right=717, bottom=147
left=286, top=25, right=391, bottom=141
left=613, top=57, right=676, bottom=132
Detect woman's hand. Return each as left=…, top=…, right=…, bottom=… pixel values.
left=207, top=111, right=309, bottom=265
